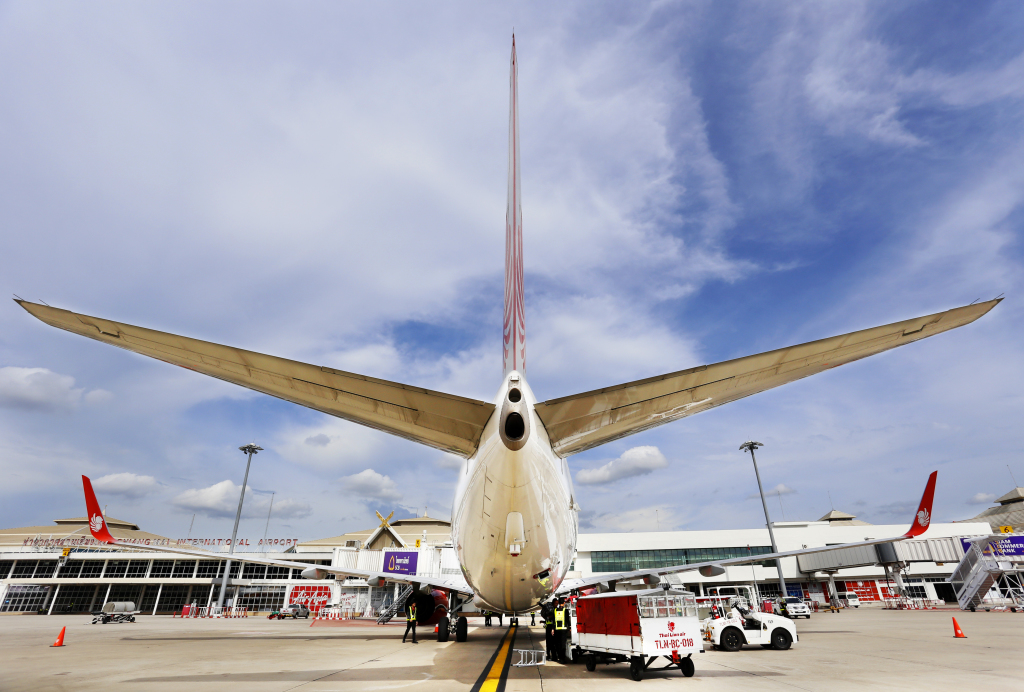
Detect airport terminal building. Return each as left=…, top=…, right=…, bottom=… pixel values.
left=2, top=492, right=1017, bottom=614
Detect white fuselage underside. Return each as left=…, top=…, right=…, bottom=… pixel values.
left=451, top=373, right=578, bottom=612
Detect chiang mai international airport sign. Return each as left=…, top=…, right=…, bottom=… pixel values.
left=383, top=550, right=419, bottom=575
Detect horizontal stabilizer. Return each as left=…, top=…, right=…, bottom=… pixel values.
left=536, top=300, right=1000, bottom=456
left=19, top=300, right=494, bottom=457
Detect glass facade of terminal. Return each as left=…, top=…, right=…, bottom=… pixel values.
left=591, top=546, right=775, bottom=573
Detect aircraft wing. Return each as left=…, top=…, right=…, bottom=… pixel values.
left=18, top=301, right=494, bottom=457
left=556, top=471, right=937, bottom=594
left=535, top=300, right=1000, bottom=456
left=80, top=476, right=473, bottom=596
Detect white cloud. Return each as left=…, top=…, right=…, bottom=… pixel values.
left=341, top=468, right=402, bottom=502
left=968, top=492, right=997, bottom=505
left=304, top=433, right=330, bottom=447
left=747, top=483, right=796, bottom=500
left=173, top=480, right=311, bottom=519
left=0, top=367, right=82, bottom=411
left=0, top=367, right=113, bottom=412
left=576, top=446, right=668, bottom=485
left=435, top=455, right=463, bottom=471
left=92, top=472, right=161, bottom=499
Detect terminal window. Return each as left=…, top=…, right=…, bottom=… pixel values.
left=79, top=561, right=104, bottom=578
left=58, top=560, right=83, bottom=578
left=172, top=560, right=197, bottom=578
left=150, top=561, right=174, bottom=578
left=104, top=560, right=129, bottom=578
left=591, top=547, right=774, bottom=573
left=0, top=585, right=50, bottom=612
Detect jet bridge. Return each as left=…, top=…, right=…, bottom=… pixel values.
left=796, top=536, right=970, bottom=574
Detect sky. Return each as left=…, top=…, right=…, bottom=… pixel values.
left=2, top=1, right=1023, bottom=546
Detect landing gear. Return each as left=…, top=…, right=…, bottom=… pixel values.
left=456, top=616, right=468, bottom=642
left=437, top=615, right=450, bottom=642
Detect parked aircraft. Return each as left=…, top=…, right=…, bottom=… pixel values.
left=24, top=38, right=997, bottom=640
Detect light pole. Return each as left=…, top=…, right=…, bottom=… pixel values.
left=740, top=441, right=787, bottom=599
left=217, top=443, right=263, bottom=609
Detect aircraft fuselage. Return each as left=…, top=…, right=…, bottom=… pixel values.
left=451, top=372, right=578, bottom=612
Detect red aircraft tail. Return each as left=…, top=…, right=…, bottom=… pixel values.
left=903, top=471, right=937, bottom=538
left=82, top=475, right=116, bottom=544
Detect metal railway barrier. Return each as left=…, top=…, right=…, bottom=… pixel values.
left=512, top=650, right=546, bottom=667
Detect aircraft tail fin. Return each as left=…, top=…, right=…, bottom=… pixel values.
left=903, top=470, right=937, bottom=538
left=82, top=475, right=116, bottom=544
left=503, top=35, right=526, bottom=377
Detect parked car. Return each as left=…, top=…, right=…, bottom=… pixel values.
left=775, top=597, right=811, bottom=619
left=281, top=603, right=311, bottom=619
left=835, top=592, right=860, bottom=608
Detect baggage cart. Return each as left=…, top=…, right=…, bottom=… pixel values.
left=91, top=601, right=138, bottom=624
left=573, top=588, right=702, bottom=681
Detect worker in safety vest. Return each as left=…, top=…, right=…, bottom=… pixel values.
left=553, top=600, right=568, bottom=662
left=543, top=604, right=555, bottom=660
left=403, top=599, right=418, bottom=643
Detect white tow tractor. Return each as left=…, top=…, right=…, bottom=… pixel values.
left=702, top=597, right=797, bottom=652
left=572, top=589, right=703, bottom=681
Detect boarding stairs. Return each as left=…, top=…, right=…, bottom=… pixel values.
left=376, top=584, right=414, bottom=624
left=949, top=535, right=1024, bottom=611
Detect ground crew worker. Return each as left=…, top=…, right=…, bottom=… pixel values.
left=496, top=611, right=503, bottom=626
left=530, top=611, right=536, bottom=626
left=484, top=610, right=492, bottom=626
left=543, top=604, right=555, bottom=661
left=403, top=598, right=418, bottom=643
left=554, top=600, right=568, bottom=662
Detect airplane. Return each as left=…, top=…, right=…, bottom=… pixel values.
left=22, top=37, right=998, bottom=641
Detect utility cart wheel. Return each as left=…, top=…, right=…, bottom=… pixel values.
left=585, top=654, right=597, bottom=672
left=437, top=615, right=450, bottom=642
left=720, top=627, right=744, bottom=652
left=679, top=656, right=695, bottom=678
left=629, top=656, right=644, bottom=681
left=770, top=629, right=792, bottom=651
left=455, top=616, right=468, bottom=642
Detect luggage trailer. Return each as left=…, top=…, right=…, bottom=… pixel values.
left=572, top=589, right=702, bottom=681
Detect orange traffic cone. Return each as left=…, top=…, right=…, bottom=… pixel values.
left=51, top=627, right=66, bottom=647
left=952, top=617, right=966, bottom=638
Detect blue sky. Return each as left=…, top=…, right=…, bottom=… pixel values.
left=1, top=1, right=1022, bottom=543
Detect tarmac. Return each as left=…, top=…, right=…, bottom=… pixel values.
left=0, top=608, right=1021, bottom=692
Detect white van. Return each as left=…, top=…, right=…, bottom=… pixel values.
left=836, top=592, right=860, bottom=608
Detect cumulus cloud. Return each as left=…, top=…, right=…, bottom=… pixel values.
left=0, top=367, right=97, bottom=411
left=341, top=469, right=402, bottom=501
left=576, top=446, right=668, bottom=485
left=304, top=433, right=330, bottom=447
left=435, top=455, right=463, bottom=471
left=747, top=483, right=796, bottom=500
left=173, top=480, right=311, bottom=519
left=967, top=492, right=997, bottom=505
left=93, top=472, right=161, bottom=499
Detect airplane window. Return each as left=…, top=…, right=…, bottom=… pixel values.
left=508, top=388, right=522, bottom=402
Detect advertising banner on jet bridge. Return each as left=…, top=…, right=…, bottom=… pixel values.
left=383, top=550, right=419, bottom=575
left=960, top=536, right=1024, bottom=557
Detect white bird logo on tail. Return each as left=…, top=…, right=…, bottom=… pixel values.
left=90, top=514, right=104, bottom=533
left=917, top=509, right=930, bottom=527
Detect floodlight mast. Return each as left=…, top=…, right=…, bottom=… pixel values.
left=216, top=443, right=263, bottom=609
left=740, top=440, right=788, bottom=599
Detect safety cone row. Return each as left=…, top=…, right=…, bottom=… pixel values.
left=952, top=617, right=967, bottom=638
left=51, top=627, right=66, bottom=647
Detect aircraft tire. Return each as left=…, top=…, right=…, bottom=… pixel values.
left=456, top=616, right=468, bottom=642
left=770, top=629, right=792, bottom=651
left=437, top=615, right=450, bottom=642
left=679, top=656, right=695, bottom=677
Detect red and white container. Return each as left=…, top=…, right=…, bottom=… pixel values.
left=573, top=589, right=702, bottom=681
